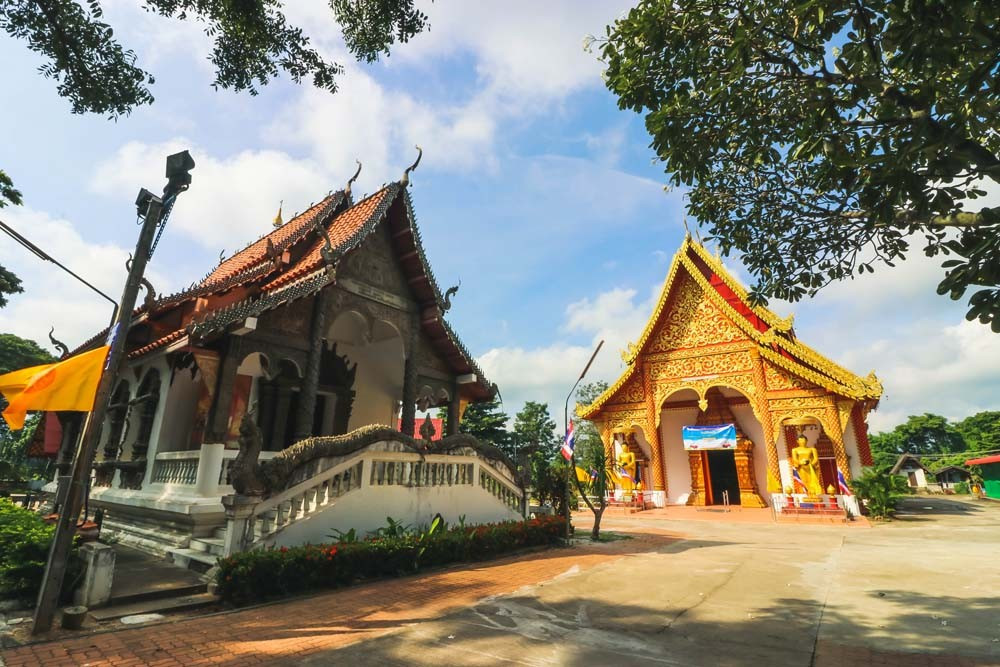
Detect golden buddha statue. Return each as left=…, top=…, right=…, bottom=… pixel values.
left=789, top=435, right=823, bottom=496
left=616, top=447, right=638, bottom=492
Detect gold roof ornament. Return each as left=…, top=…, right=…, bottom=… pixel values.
left=272, top=200, right=284, bottom=228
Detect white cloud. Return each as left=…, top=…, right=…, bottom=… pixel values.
left=0, top=207, right=173, bottom=348
left=266, top=69, right=497, bottom=183
left=91, top=140, right=332, bottom=251
left=400, top=1, right=632, bottom=104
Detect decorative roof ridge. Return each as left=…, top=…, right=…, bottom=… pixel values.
left=679, top=252, right=880, bottom=398
left=579, top=235, right=882, bottom=418
left=400, top=188, right=446, bottom=309
left=203, top=192, right=346, bottom=286
left=684, top=239, right=793, bottom=331
left=437, top=314, right=494, bottom=393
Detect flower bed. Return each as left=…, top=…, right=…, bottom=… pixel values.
left=215, top=515, right=565, bottom=606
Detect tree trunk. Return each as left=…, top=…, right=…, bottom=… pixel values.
left=590, top=504, right=606, bottom=540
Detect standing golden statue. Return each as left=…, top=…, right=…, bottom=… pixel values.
left=790, top=435, right=823, bottom=496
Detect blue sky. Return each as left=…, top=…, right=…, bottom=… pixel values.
left=1, top=1, right=997, bottom=433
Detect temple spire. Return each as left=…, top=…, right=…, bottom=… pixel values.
left=273, top=200, right=284, bottom=228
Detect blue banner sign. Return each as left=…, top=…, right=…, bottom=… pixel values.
left=682, top=424, right=737, bottom=450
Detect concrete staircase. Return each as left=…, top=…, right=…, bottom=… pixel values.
left=168, top=526, right=226, bottom=573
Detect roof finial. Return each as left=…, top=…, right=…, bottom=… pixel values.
left=273, top=200, right=283, bottom=228
left=48, top=327, right=69, bottom=358
left=682, top=215, right=691, bottom=239
left=345, top=160, right=362, bottom=197
left=401, top=145, right=422, bottom=187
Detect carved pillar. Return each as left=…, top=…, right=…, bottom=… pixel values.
left=447, top=380, right=460, bottom=436
left=206, top=338, right=243, bottom=443
left=400, top=317, right=419, bottom=436
left=734, top=437, right=766, bottom=507
left=823, top=398, right=851, bottom=481
left=851, top=404, right=874, bottom=467
left=293, top=288, right=332, bottom=442
left=643, top=364, right=667, bottom=493
left=748, top=349, right=781, bottom=492
left=686, top=452, right=707, bottom=506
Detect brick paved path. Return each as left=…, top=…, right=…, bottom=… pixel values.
left=1, top=539, right=649, bottom=667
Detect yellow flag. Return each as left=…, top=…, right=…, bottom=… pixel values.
left=0, top=346, right=110, bottom=430
left=575, top=466, right=591, bottom=483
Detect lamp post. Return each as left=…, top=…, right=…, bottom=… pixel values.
left=563, top=340, right=603, bottom=542
left=32, top=151, right=194, bottom=634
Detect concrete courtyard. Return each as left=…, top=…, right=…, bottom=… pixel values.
left=318, top=496, right=1000, bottom=666
left=2, top=496, right=998, bottom=666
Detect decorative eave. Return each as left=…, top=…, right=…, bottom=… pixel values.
left=578, top=236, right=881, bottom=420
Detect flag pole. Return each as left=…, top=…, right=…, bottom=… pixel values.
left=32, top=151, right=194, bottom=633
left=563, top=340, right=603, bottom=543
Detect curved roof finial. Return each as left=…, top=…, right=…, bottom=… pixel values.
left=345, top=160, right=362, bottom=197
left=400, top=145, right=422, bottom=187
left=48, top=327, right=69, bottom=358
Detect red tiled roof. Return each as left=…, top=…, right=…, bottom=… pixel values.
left=203, top=197, right=336, bottom=284
left=263, top=187, right=393, bottom=291
left=966, top=454, right=1000, bottom=466
left=128, top=328, right=185, bottom=359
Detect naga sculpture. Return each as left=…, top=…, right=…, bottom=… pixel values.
left=442, top=281, right=460, bottom=312
left=230, top=411, right=267, bottom=497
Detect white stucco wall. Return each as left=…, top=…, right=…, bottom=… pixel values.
left=659, top=407, right=699, bottom=505
left=340, top=337, right=404, bottom=430
left=268, top=483, right=523, bottom=548
left=155, top=365, right=201, bottom=453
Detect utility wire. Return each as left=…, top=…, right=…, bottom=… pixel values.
left=0, top=218, right=119, bottom=315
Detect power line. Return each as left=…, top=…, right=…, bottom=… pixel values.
left=0, top=218, right=119, bottom=317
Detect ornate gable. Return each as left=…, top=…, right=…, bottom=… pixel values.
left=648, top=273, right=748, bottom=353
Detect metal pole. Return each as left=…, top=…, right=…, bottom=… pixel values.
left=563, top=340, right=603, bottom=542
left=33, top=152, right=192, bottom=633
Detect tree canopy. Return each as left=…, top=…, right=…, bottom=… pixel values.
left=601, top=0, right=1000, bottom=330
left=869, top=411, right=1000, bottom=471
left=0, top=333, right=56, bottom=474
left=456, top=399, right=510, bottom=456
left=0, top=0, right=427, bottom=207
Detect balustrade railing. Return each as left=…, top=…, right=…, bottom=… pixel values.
left=479, top=469, right=521, bottom=511
left=150, top=456, right=199, bottom=485
left=222, top=442, right=527, bottom=556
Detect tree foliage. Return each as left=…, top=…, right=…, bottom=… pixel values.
left=850, top=467, right=911, bottom=519
left=457, top=399, right=510, bottom=456
left=602, top=0, right=1000, bottom=329
left=0, top=334, right=56, bottom=475
left=0, top=0, right=428, bottom=207
left=868, top=411, right=1000, bottom=471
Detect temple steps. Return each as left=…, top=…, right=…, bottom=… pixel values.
left=90, top=592, right=218, bottom=622
left=167, top=548, right=218, bottom=573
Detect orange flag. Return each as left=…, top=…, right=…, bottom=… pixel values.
left=0, top=346, right=110, bottom=430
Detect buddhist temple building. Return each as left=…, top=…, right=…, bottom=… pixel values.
left=37, top=161, right=525, bottom=562
left=578, top=236, right=882, bottom=510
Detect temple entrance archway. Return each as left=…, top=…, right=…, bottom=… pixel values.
left=327, top=311, right=405, bottom=432
left=659, top=386, right=768, bottom=507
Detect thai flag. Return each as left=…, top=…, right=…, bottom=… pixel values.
left=837, top=469, right=852, bottom=495
left=561, top=420, right=575, bottom=461
left=791, top=467, right=807, bottom=493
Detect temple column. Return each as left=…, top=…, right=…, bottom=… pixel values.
left=293, top=289, right=332, bottom=442
left=206, top=338, right=243, bottom=443
left=748, top=348, right=781, bottom=492
left=643, top=365, right=667, bottom=496
left=823, top=397, right=851, bottom=481
left=399, top=317, right=419, bottom=436
left=446, top=381, right=460, bottom=436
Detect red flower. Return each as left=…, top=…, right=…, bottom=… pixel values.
left=279, top=546, right=289, bottom=553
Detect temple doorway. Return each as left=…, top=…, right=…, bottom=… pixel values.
left=705, top=449, right=741, bottom=506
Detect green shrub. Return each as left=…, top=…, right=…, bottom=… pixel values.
left=850, top=468, right=911, bottom=520
left=953, top=481, right=970, bottom=495
left=216, top=515, right=565, bottom=606
left=0, top=498, right=79, bottom=602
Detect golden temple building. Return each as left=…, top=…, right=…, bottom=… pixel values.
left=578, top=237, right=882, bottom=509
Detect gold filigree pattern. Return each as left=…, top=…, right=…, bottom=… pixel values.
left=749, top=349, right=781, bottom=488
left=763, top=362, right=818, bottom=391
left=650, top=350, right=753, bottom=381
left=649, top=276, right=746, bottom=352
